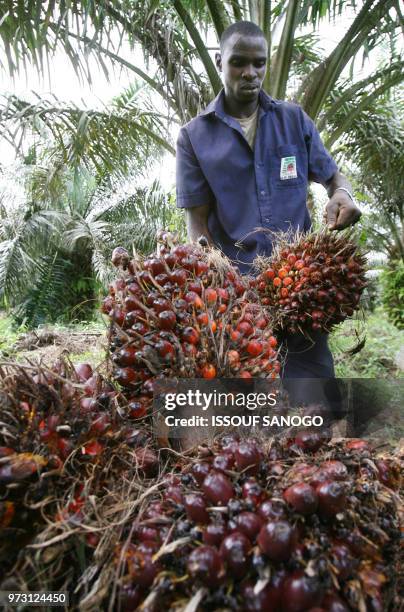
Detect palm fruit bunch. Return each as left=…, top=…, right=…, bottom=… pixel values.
left=0, top=360, right=158, bottom=567
left=113, top=434, right=402, bottom=612
left=254, top=229, right=367, bottom=334
left=102, top=232, right=281, bottom=412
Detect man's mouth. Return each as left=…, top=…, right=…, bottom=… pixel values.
left=240, top=84, right=259, bottom=91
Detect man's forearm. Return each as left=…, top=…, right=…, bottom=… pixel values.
left=185, top=204, right=214, bottom=245
left=325, top=170, right=353, bottom=199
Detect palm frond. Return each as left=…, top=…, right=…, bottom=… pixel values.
left=0, top=89, right=174, bottom=180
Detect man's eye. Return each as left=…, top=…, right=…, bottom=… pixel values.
left=255, top=61, right=266, bottom=68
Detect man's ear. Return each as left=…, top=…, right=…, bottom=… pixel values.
left=215, top=52, right=222, bottom=72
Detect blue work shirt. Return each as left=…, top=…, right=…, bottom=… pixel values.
left=176, top=90, right=338, bottom=273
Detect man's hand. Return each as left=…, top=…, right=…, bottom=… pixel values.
left=325, top=192, right=361, bottom=230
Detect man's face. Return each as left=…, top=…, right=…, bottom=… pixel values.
left=216, top=33, right=268, bottom=105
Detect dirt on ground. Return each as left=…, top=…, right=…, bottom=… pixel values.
left=4, top=326, right=108, bottom=367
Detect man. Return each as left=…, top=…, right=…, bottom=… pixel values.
left=176, top=21, right=361, bottom=385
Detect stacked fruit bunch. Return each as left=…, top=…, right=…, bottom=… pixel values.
left=114, top=434, right=402, bottom=612
left=254, top=229, right=367, bottom=334
left=0, top=360, right=159, bottom=562
left=103, top=232, right=281, bottom=407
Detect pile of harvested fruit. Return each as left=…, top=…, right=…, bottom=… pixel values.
left=1, top=230, right=401, bottom=612
left=254, top=228, right=367, bottom=334
left=103, top=232, right=281, bottom=411
left=113, top=433, right=402, bottom=611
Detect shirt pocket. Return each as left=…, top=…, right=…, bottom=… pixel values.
left=272, top=144, right=306, bottom=189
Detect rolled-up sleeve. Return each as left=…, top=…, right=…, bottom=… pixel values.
left=176, top=127, right=214, bottom=208
left=301, top=110, right=338, bottom=185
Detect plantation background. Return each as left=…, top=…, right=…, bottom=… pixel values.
left=0, top=0, right=403, bottom=378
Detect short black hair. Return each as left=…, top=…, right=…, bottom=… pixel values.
left=220, top=21, right=266, bottom=52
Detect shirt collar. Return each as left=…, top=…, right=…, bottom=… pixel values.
left=200, top=89, right=274, bottom=117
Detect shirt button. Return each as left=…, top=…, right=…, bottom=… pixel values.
left=260, top=190, right=266, bottom=196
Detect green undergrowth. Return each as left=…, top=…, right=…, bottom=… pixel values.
left=330, top=307, right=404, bottom=378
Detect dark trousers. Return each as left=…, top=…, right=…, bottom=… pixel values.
left=280, top=331, right=344, bottom=419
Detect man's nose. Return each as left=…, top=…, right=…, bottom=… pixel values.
left=241, top=64, right=256, bottom=79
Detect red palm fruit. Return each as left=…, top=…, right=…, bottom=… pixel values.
left=258, top=521, right=296, bottom=562
left=184, top=291, right=203, bottom=309
left=278, top=268, right=288, bottom=279
left=319, top=460, right=348, bottom=481
left=246, top=340, right=263, bottom=357
left=158, top=310, right=176, bottom=330
left=273, top=277, right=282, bottom=287
left=128, top=400, right=148, bottom=419
left=144, top=257, right=165, bottom=275
left=295, top=431, right=324, bottom=453
left=184, top=493, right=210, bottom=524
left=196, top=260, right=209, bottom=275
left=91, top=413, right=111, bottom=434
left=230, top=329, right=242, bottom=343
left=237, top=321, right=254, bottom=336
left=205, top=288, right=217, bottom=304
left=202, top=471, right=234, bottom=505
left=241, top=581, right=281, bottom=612
left=187, top=546, right=224, bottom=587
left=165, top=485, right=184, bottom=504
left=0, top=447, right=15, bottom=458
left=113, top=346, right=139, bottom=367
left=281, top=571, right=323, bottom=612
left=203, top=522, right=228, bottom=546
left=197, top=312, right=209, bottom=326
left=181, top=255, right=198, bottom=272
left=213, top=453, right=235, bottom=471
left=83, top=440, right=104, bottom=456
left=75, top=363, right=93, bottom=382
left=258, top=499, right=286, bottom=521
left=320, top=593, right=350, bottom=612
left=283, top=276, right=293, bottom=286
left=217, top=303, right=227, bottom=313
left=219, top=532, right=251, bottom=578
left=182, top=327, right=200, bottom=344
left=156, top=340, right=175, bottom=360
left=264, top=268, right=275, bottom=280
left=101, top=296, right=114, bottom=314
left=152, top=297, right=172, bottom=313
left=239, top=370, right=252, bottom=379
left=227, top=350, right=240, bottom=366
left=256, top=316, right=268, bottom=329
left=111, top=246, right=129, bottom=267
left=235, top=443, right=261, bottom=475
left=134, top=448, right=159, bottom=478
left=280, top=287, right=289, bottom=298
left=163, top=252, right=178, bottom=268
left=115, top=368, right=138, bottom=387
left=234, top=512, right=264, bottom=541
left=110, top=307, right=125, bottom=326
left=345, top=439, right=369, bottom=451
left=202, top=364, right=216, bottom=379
left=172, top=244, right=189, bottom=258
left=283, top=483, right=318, bottom=515
left=316, top=481, right=346, bottom=517
left=217, top=288, right=229, bottom=302
left=170, top=268, right=187, bottom=286
left=191, top=462, right=210, bottom=486
left=188, top=280, right=203, bottom=295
